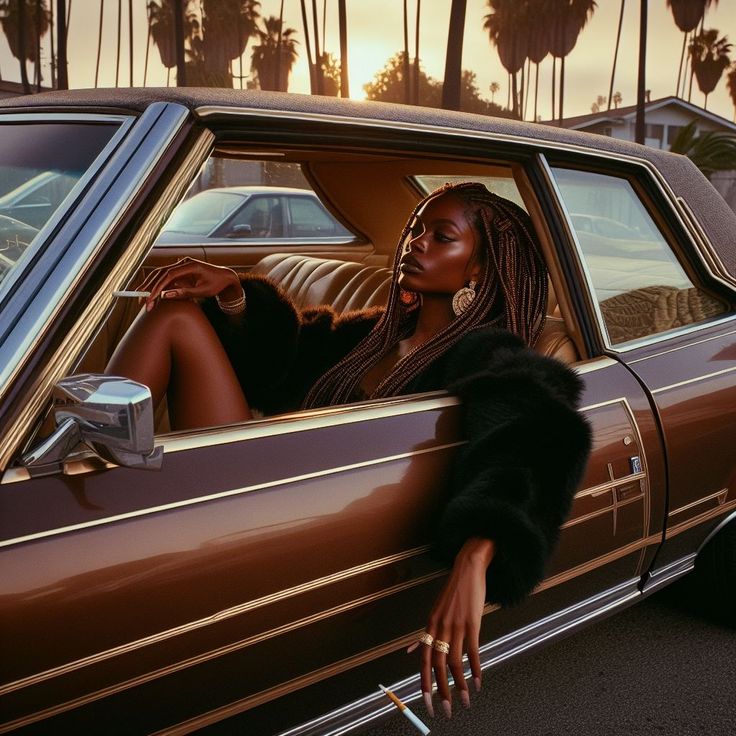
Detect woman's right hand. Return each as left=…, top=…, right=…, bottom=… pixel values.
left=138, top=257, right=242, bottom=312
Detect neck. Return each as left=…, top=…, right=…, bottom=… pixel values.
left=403, top=294, right=454, bottom=352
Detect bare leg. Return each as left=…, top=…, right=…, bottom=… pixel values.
left=106, top=300, right=252, bottom=430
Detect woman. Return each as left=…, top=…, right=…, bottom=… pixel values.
left=107, top=182, right=591, bottom=718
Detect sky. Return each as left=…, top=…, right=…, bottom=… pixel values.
left=2, top=0, right=735, bottom=124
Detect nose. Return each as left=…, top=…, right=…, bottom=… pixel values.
left=409, top=230, right=428, bottom=253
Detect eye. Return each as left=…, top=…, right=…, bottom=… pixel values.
left=435, top=231, right=453, bottom=242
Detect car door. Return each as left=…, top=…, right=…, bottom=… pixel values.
left=546, top=161, right=736, bottom=592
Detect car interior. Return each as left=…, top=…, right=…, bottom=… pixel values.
left=73, top=142, right=723, bottom=434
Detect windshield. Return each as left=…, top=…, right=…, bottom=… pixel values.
left=0, top=121, right=119, bottom=288
left=163, top=190, right=244, bottom=235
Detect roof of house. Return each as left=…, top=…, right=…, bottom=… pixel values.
left=549, top=95, right=736, bottom=132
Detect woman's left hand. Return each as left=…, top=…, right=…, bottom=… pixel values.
left=410, top=537, right=494, bottom=718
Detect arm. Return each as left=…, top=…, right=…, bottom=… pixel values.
left=414, top=328, right=592, bottom=714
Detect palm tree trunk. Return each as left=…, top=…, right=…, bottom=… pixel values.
left=558, top=56, right=565, bottom=124
left=300, top=0, right=316, bottom=93
left=414, top=0, right=421, bottom=105
left=338, top=0, right=349, bottom=97
left=519, top=62, right=525, bottom=120
left=507, top=72, right=511, bottom=110
left=441, top=0, right=466, bottom=111
left=173, top=0, right=186, bottom=86
left=704, top=92, right=709, bottom=110
left=608, top=0, right=625, bottom=109
left=35, top=0, right=42, bottom=91
left=143, top=4, right=151, bottom=86
left=403, top=0, right=410, bottom=103
left=17, top=0, right=30, bottom=93
left=512, top=70, right=519, bottom=119
left=49, top=0, right=55, bottom=87
left=688, top=18, right=705, bottom=102
left=128, top=0, right=133, bottom=86
left=675, top=31, right=686, bottom=97
left=635, top=0, right=647, bottom=144
left=311, top=0, right=323, bottom=94
left=57, top=0, right=68, bottom=89
left=115, top=0, right=121, bottom=86
left=275, top=0, right=284, bottom=91
left=524, top=58, right=532, bottom=120
left=551, top=55, right=556, bottom=123
left=95, top=0, right=104, bottom=87
left=534, top=61, right=539, bottom=122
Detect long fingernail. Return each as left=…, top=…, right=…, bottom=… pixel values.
left=442, top=699, right=452, bottom=719
left=161, top=290, right=175, bottom=299
left=460, top=689, right=470, bottom=709
left=423, top=691, right=434, bottom=718
left=406, top=642, right=419, bottom=654
left=474, top=676, right=482, bottom=692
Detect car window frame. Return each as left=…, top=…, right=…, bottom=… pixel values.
left=538, top=153, right=736, bottom=354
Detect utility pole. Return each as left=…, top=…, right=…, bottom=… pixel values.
left=635, top=0, right=647, bottom=145
left=57, top=0, right=68, bottom=89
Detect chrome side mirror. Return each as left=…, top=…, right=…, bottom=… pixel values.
left=22, top=374, right=162, bottom=476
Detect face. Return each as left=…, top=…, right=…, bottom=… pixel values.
left=398, top=192, right=482, bottom=295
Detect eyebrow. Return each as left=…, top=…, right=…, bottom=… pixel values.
left=421, top=217, right=462, bottom=229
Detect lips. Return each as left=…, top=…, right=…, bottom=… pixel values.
left=400, top=254, right=423, bottom=273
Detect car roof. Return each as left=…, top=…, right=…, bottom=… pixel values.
left=2, top=88, right=735, bottom=282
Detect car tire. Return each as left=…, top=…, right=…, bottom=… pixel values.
left=693, top=519, right=736, bottom=624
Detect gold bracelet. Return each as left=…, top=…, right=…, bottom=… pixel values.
left=216, top=287, right=246, bottom=315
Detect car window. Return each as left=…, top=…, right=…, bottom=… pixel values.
left=412, top=173, right=527, bottom=210
left=287, top=195, right=352, bottom=238
left=158, top=155, right=358, bottom=244
left=550, top=167, right=727, bottom=345
left=0, top=122, right=119, bottom=288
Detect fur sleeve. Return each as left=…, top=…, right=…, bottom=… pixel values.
left=433, top=328, right=592, bottom=607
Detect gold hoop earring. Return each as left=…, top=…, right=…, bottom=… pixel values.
left=452, top=280, right=476, bottom=316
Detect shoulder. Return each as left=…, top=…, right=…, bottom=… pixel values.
left=445, top=326, right=584, bottom=410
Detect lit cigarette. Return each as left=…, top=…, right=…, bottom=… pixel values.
left=379, top=684, right=430, bottom=735
left=112, top=290, right=151, bottom=298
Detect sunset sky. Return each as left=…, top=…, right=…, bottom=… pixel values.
left=2, top=0, right=735, bottom=123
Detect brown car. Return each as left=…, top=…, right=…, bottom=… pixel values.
left=0, top=89, right=734, bottom=735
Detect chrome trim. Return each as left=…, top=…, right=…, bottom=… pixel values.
left=0, top=571, right=445, bottom=734
left=159, top=392, right=461, bottom=454
left=627, top=325, right=736, bottom=363
left=572, top=471, right=646, bottom=501
left=0, top=106, right=201, bottom=471
left=650, top=365, right=736, bottom=394
left=267, top=578, right=644, bottom=736
left=0, top=545, right=431, bottom=697
left=0, top=441, right=463, bottom=548
left=665, top=498, right=736, bottom=539
left=639, top=554, right=697, bottom=595
left=572, top=356, right=617, bottom=374
left=669, top=487, right=729, bottom=517
left=561, top=493, right=643, bottom=529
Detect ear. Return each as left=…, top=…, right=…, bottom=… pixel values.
left=466, top=258, right=484, bottom=285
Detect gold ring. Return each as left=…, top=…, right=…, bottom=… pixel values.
left=433, top=639, right=450, bottom=654
left=418, top=632, right=434, bottom=647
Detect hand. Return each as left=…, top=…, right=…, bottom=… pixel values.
left=137, top=257, right=241, bottom=312
left=409, top=537, right=494, bottom=718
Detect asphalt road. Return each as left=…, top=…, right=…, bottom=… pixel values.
left=360, top=575, right=736, bottom=736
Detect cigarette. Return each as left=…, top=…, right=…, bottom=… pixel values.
left=112, top=290, right=151, bottom=298
left=379, top=684, right=430, bottom=735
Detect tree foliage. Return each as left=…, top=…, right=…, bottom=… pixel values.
left=250, top=14, right=298, bottom=92
left=688, top=28, right=732, bottom=103
left=670, top=120, right=736, bottom=178
left=364, top=52, right=514, bottom=118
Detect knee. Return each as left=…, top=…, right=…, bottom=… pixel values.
left=145, top=298, right=206, bottom=329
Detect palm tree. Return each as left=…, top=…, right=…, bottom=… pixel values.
left=548, top=0, right=596, bottom=124
left=667, top=0, right=718, bottom=97
left=95, top=0, right=104, bottom=86
left=607, top=0, right=624, bottom=110
left=413, top=0, right=420, bottom=105
left=489, top=80, right=499, bottom=103
left=441, top=0, right=467, bottom=111
left=148, top=0, right=176, bottom=73
left=250, top=15, right=298, bottom=92
left=612, top=90, right=622, bottom=109
left=0, top=0, right=51, bottom=93
left=299, top=0, right=315, bottom=92
left=526, top=0, right=552, bottom=122
left=689, top=29, right=732, bottom=109
left=727, top=64, right=736, bottom=122
left=670, top=120, right=736, bottom=177
left=403, top=0, right=410, bottom=103
left=635, top=0, right=646, bottom=144
left=338, top=0, right=348, bottom=98
left=484, top=0, right=529, bottom=119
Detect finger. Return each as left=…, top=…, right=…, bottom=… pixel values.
left=467, top=625, right=482, bottom=693
left=419, top=643, right=435, bottom=717
left=432, top=647, right=452, bottom=718
left=447, top=632, right=469, bottom=709
left=146, top=264, right=203, bottom=309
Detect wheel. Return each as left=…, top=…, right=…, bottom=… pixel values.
left=693, top=519, right=736, bottom=624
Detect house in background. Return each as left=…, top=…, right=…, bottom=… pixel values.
left=553, top=96, right=736, bottom=209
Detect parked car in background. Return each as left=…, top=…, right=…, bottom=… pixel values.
left=156, top=185, right=356, bottom=245
left=0, top=89, right=734, bottom=736
left=0, top=170, right=78, bottom=230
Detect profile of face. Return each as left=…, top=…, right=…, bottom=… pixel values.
left=398, top=191, right=483, bottom=296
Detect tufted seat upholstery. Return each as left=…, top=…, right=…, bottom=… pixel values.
left=251, top=253, right=579, bottom=363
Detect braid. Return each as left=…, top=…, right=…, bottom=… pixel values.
left=302, top=182, right=548, bottom=409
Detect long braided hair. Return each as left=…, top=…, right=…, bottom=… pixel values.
left=302, top=182, right=548, bottom=409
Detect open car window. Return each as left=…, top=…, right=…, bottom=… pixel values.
left=551, top=167, right=728, bottom=346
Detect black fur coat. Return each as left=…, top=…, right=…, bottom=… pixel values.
left=203, top=275, right=592, bottom=607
